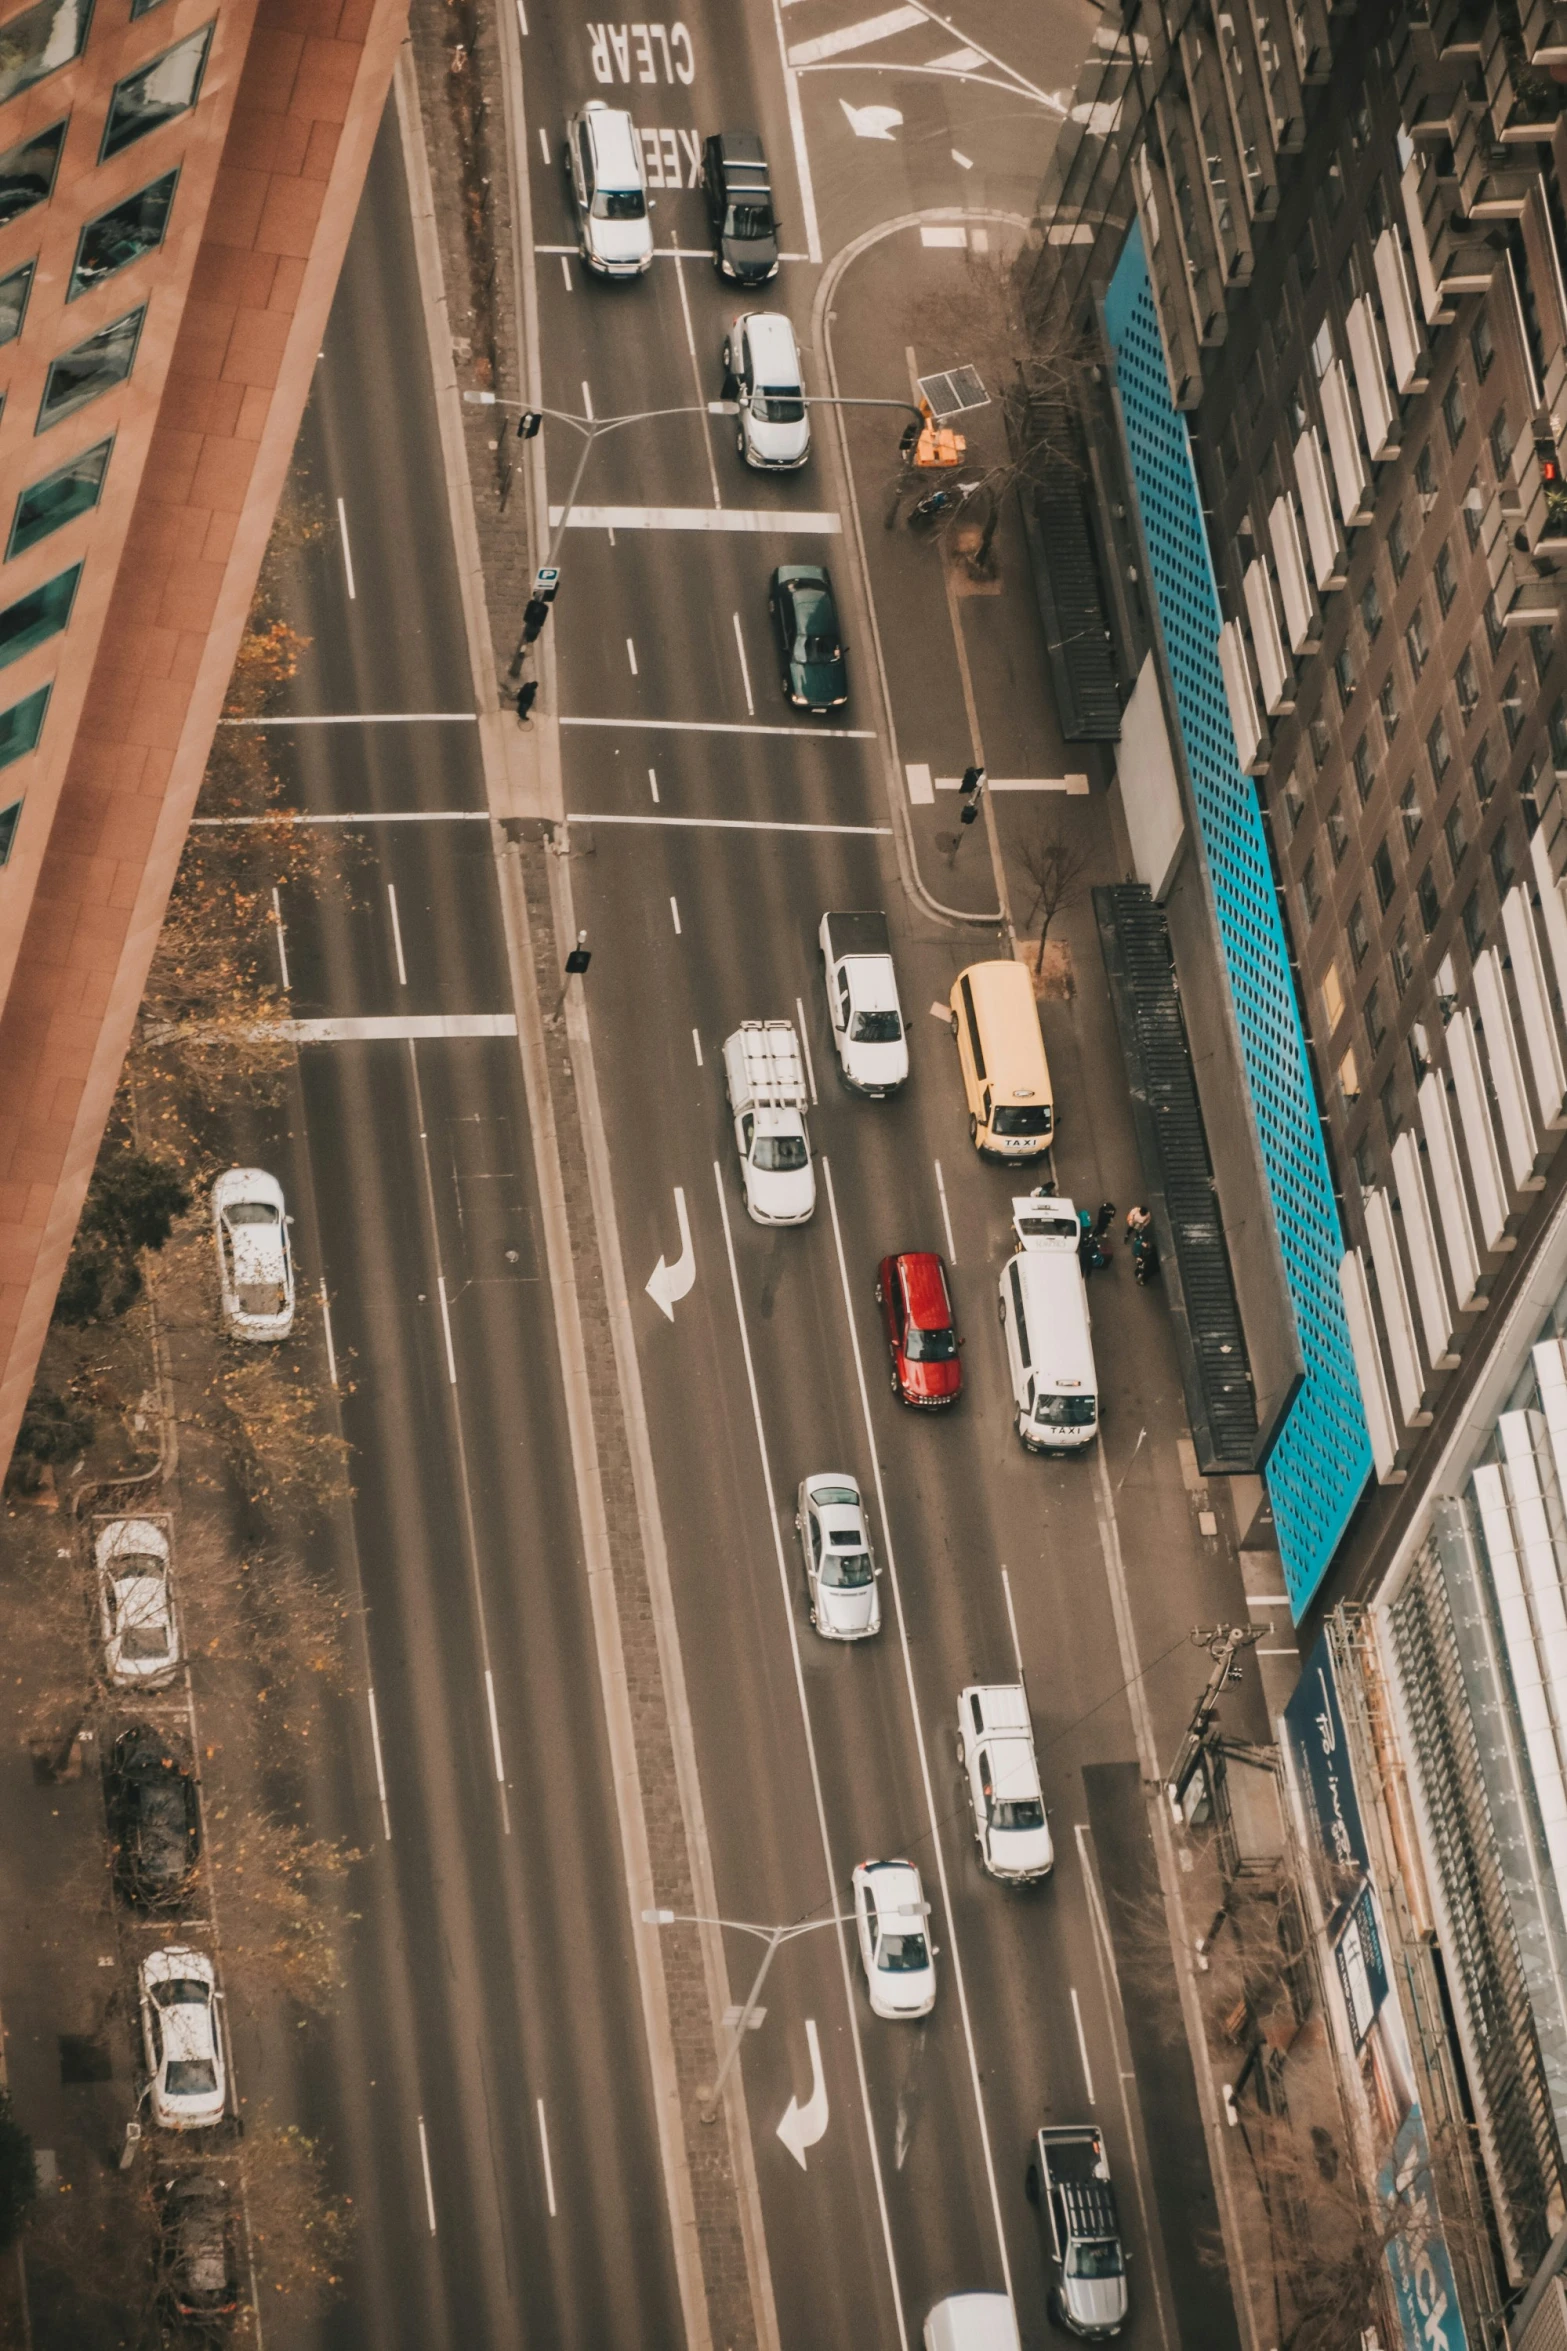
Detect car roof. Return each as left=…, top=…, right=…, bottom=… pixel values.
left=862, top=1859, right=921, bottom=1906
left=712, top=128, right=767, bottom=168
left=897, top=1252, right=952, bottom=1328
left=231, top=1224, right=286, bottom=1278
left=585, top=105, right=644, bottom=186
left=743, top=311, right=800, bottom=377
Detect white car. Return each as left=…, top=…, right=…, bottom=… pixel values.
left=212, top=1168, right=295, bottom=1341
left=96, top=1518, right=179, bottom=1688
left=139, top=1947, right=225, bottom=2131
left=724, top=312, right=810, bottom=469
left=797, top=1473, right=880, bottom=1640
left=852, top=1860, right=936, bottom=2019
left=565, top=101, right=653, bottom=277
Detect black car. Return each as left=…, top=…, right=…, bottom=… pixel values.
left=703, top=131, right=779, bottom=284
left=769, top=566, right=849, bottom=715
left=106, top=1726, right=200, bottom=1906
left=158, top=2169, right=239, bottom=2320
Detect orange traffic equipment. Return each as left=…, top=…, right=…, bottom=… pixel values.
left=911, top=399, right=966, bottom=469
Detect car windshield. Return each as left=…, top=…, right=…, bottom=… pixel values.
left=754, top=386, right=805, bottom=424
left=992, top=1795, right=1046, bottom=1830
left=114, top=1552, right=163, bottom=1576
left=877, top=1930, right=929, bottom=1971
left=905, top=1323, right=958, bottom=1363
left=850, top=1009, right=902, bottom=1042
left=1068, top=2240, right=1125, bottom=2279
left=812, top=1484, right=858, bottom=1506
left=992, top=1103, right=1051, bottom=1135
left=727, top=203, right=774, bottom=238
left=752, top=1134, right=808, bottom=1171
left=225, top=1202, right=277, bottom=1225
left=165, top=2059, right=217, bottom=2097
left=154, top=1980, right=208, bottom=2010
left=821, top=1547, right=872, bottom=1589
left=121, top=1623, right=171, bottom=1659
left=591, top=187, right=646, bottom=220
left=236, top=1281, right=286, bottom=1317
left=1037, top=1393, right=1097, bottom=1426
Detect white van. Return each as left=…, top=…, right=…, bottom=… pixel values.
left=923, top=2295, right=1022, bottom=2351
left=565, top=102, right=653, bottom=277
left=997, top=1197, right=1098, bottom=1452
left=725, top=312, right=810, bottom=469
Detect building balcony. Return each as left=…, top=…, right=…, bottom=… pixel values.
left=1481, top=6, right=1564, bottom=138
left=1520, top=0, right=1567, bottom=65
left=1483, top=492, right=1567, bottom=620
left=1427, top=198, right=1502, bottom=289
left=1453, top=111, right=1535, bottom=215
left=1431, top=0, right=1488, bottom=55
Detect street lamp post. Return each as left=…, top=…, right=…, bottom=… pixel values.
left=642, top=1905, right=853, bottom=2123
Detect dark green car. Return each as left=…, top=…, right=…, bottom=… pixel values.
left=769, top=565, right=849, bottom=715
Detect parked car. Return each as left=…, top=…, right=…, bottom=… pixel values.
left=158, top=2167, right=239, bottom=2319
left=106, top=1726, right=199, bottom=1906
left=852, top=1859, right=936, bottom=2018
left=877, top=1252, right=962, bottom=1407
left=564, top=100, right=653, bottom=276
left=212, top=1167, right=295, bottom=1341
left=702, top=129, right=779, bottom=282
left=769, top=565, right=847, bottom=715
left=796, top=1472, right=880, bottom=1639
left=95, top=1518, right=179, bottom=1689
left=139, top=1947, right=225, bottom=2131
left=725, top=313, right=810, bottom=468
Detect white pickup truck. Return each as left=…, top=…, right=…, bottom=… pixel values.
left=957, top=1683, right=1054, bottom=1881
left=818, top=911, right=908, bottom=1096
left=722, top=1021, right=816, bottom=1225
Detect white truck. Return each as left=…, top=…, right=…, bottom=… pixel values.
left=722, top=1021, right=816, bottom=1225
left=1026, top=2124, right=1128, bottom=2339
left=957, top=1683, right=1054, bottom=1881
left=818, top=910, right=908, bottom=1096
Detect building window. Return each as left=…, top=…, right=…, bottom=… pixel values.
left=1334, top=646, right=1357, bottom=708
left=1327, top=796, right=1350, bottom=863
left=1501, top=672, right=1524, bottom=746
left=1463, top=471, right=1484, bottom=549
left=1325, top=154, right=1346, bottom=216
left=0, top=262, right=33, bottom=349
left=1302, top=852, right=1323, bottom=923
left=131, top=0, right=176, bottom=13
left=101, top=25, right=215, bottom=163
left=37, top=308, right=147, bottom=432
left=0, top=1, right=90, bottom=109
left=1471, top=310, right=1495, bottom=381
left=1472, top=735, right=1496, bottom=801
left=1491, top=406, right=1514, bottom=480
left=1418, top=864, right=1441, bottom=933
left=1353, top=736, right=1375, bottom=803
left=1463, top=889, right=1485, bottom=957
left=1354, top=1133, right=1377, bottom=1188
left=1456, top=649, right=1479, bottom=718
left=1406, top=605, right=1429, bottom=679
left=1392, top=922, right=1414, bottom=997
left=0, top=121, right=65, bottom=233
left=1381, top=1073, right=1401, bottom=1142
left=1323, top=959, right=1346, bottom=1027
left=1485, top=589, right=1506, bottom=658
left=1427, top=712, right=1452, bottom=783
left=1530, top=624, right=1555, bottom=684
left=1365, top=984, right=1386, bottom=1053
left=1350, top=98, right=1373, bottom=151
left=1360, top=574, right=1383, bottom=641
left=1282, top=767, right=1307, bottom=833
left=1400, top=779, right=1423, bottom=846
left=1551, top=696, right=1567, bottom=771
left=1443, top=375, right=1467, bottom=449
left=1416, top=442, right=1436, bottom=500
left=0, top=798, right=19, bottom=862
left=68, top=172, right=179, bottom=303
left=1434, top=541, right=1457, bottom=617
left=0, top=681, right=49, bottom=771
left=1378, top=673, right=1401, bottom=741
left=1339, top=1046, right=1361, bottom=1106
left=1349, top=897, right=1371, bottom=965
left=8, top=439, right=113, bottom=560
left=1309, top=714, right=1332, bottom=769
left=1372, top=837, right=1396, bottom=910
left=1491, top=826, right=1515, bottom=894
left=1388, top=509, right=1410, bottom=581
left=1445, top=801, right=1468, bottom=871
left=0, top=564, right=81, bottom=670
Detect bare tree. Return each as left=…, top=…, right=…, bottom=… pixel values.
left=241, top=2119, right=355, bottom=2316
left=205, top=1809, right=362, bottom=2016
left=1011, top=815, right=1092, bottom=970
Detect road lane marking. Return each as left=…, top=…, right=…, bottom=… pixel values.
left=932, top=46, right=983, bottom=70
left=416, top=2115, right=437, bottom=2235
left=516, top=0, right=527, bottom=28
left=387, top=883, right=408, bottom=985
left=822, top=1158, right=1013, bottom=2304
left=841, top=100, right=903, bottom=138
left=934, top=1158, right=956, bottom=1262
left=775, top=2019, right=829, bottom=2167
left=646, top=1186, right=696, bottom=1321
left=670, top=895, right=682, bottom=934
left=319, top=1278, right=338, bottom=1388
left=568, top=812, right=892, bottom=836
left=562, top=715, right=873, bottom=738
left=732, top=613, right=755, bottom=715
left=692, top=1028, right=703, bottom=1065
left=537, top=2099, right=557, bottom=2217
left=537, top=126, right=548, bottom=164
left=436, top=1274, right=458, bottom=1386
left=951, top=146, right=975, bottom=166
left=626, top=637, right=639, bottom=675
left=270, top=885, right=290, bottom=989
left=1000, top=1566, right=1024, bottom=1680
left=336, top=497, right=356, bottom=599
left=671, top=234, right=723, bottom=510
left=285, top=1014, right=516, bottom=1040
left=1258, top=1647, right=1297, bottom=1655
left=561, top=254, right=572, bottom=290
left=217, top=711, right=477, bottom=727
left=766, top=0, right=822, bottom=262
left=648, top=765, right=660, bottom=801
left=547, top=505, right=840, bottom=532
left=920, top=224, right=967, bottom=247
left=367, top=1685, right=391, bottom=1841
left=904, top=761, right=933, bottom=804
left=795, top=997, right=818, bottom=1104
left=712, top=1162, right=909, bottom=2346
left=1070, top=1987, right=1096, bottom=2104
left=788, top=6, right=924, bottom=65
left=581, top=377, right=593, bottom=420
left=485, top=1667, right=506, bottom=1784
left=196, top=808, right=489, bottom=826
left=934, top=772, right=1090, bottom=792
left=1245, top=1593, right=1291, bottom=1605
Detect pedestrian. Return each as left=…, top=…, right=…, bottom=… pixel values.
left=1093, top=1199, right=1116, bottom=1240
left=1125, top=1205, right=1152, bottom=1240
left=521, top=595, right=550, bottom=644
left=899, top=419, right=921, bottom=462
left=515, top=679, right=538, bottom=723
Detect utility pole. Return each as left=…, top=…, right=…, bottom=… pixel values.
left=1164, top=1622, right=1262, bottom=1819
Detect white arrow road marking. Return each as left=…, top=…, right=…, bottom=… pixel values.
left=839, top=99, right=903, bottom=139
left=776, top=2018, right=828, bottom=2168
left=645, top=1186, right=695, bottom=1320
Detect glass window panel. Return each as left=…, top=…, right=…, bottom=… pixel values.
left=0, top=564, right=80, bottom=668
left=0, top=120, right=65, bottom=231
left=37, top=307, right=145, bottom=431
left=0, top=0, right=91, bottom=109
left=8, top=437, right=111, bottom=558
left=101, top=25, right=212, bottom=161
left=0, top=797, right=20, bottom=861
left=0, top=260, right=32, bottom=346
left=0, top=682, right=49, bottom=771
left=68, top=170, right=177, bottom=301
left=129, top=0, right=172, bottom=13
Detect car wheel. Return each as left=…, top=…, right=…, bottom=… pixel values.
left=808, top=1607, right=817, bottom=1628
left=794, top=1512, right=802, bottom=1530
left=737, top=428, right=748, bottom=458
left=721, top=337, right=732, bottom=373
left=874, top=1279, right=884, bottom=1303
left=968, top=1113, right=978, bottom=1144
left=998, top=1295, right=1006, bottom=1324
left=956, top=1735, right=966, bottom=1767
left=782, top=675, right=792, bottom=700
left=891, top=1369, right=902, bottom=1397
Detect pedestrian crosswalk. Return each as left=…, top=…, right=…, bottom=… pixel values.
left=779, top=0, right=1066, bottom=115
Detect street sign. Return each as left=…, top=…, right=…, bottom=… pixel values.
left=917, top=364, right=989, bottom=420
left=533, top=566, right=561, bottom=602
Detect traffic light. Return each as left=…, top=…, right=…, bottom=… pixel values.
left=959, top=765, right=984, bottom=823
left=517, top=410, right=543, bottom=439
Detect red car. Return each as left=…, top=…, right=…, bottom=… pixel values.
left=876, top=1252, right=962, bottom=1407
